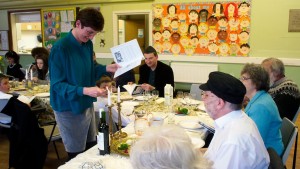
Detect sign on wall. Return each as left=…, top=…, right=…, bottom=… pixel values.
left=41, top=8, right=76, bottom=51
left=152, top=1, right=251, bottom=57
left=289, top=9, right=300, bottom=32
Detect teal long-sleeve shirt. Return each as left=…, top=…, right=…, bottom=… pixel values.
left=245, top=90, right=284, bottom=156
left=49, top=31, right=106, bottom=114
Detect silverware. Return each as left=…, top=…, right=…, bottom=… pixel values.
left=199, top=122, right=215, bottom=133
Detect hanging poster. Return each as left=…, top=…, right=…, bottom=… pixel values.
left=152, top=1, right=251, bottom=57
left=41, top=8, right=76, bottom=51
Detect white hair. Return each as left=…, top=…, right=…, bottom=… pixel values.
left=130, top=125, right=211, bottom=169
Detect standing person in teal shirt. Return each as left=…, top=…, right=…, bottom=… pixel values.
left=240, top=63, right=284, bottom=156
left=49, top=8, right=119, bottom=160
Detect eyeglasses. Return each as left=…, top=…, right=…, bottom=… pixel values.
left=240, top=76, right=251, bottom=81
left=83, top=27, right=98, bottom=36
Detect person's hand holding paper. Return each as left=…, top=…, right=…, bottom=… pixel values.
left=110, top=39, right=144, bottom=78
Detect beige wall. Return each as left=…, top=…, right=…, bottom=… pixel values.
left=1, top=0, right=300, bottom=88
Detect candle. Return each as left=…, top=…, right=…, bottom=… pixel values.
left=106, top=86, right=111, bottom=106
left=30, top=69, right=33, bottom=80
left=25, top=69, right=28, bottom=80
left=117, top=86, right=121, bottom=103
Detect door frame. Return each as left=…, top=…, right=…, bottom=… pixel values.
left=113, top=10, right=152, bottom=47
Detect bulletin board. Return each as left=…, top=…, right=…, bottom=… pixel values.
left=152, top=1, right=251, bottom=57
left=0, top=30, right=9, bottom=51
left=41, top=7, right=76, bottom=50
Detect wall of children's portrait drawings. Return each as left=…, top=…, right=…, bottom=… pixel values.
left=152, top=1, right=251, bottom=57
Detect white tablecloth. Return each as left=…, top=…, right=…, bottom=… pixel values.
left=58, top=111, right=212, bottom=169
left=58, top=146, right=133, bottom=169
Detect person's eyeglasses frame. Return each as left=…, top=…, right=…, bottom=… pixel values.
left=239, top=76, right=251, bottom=81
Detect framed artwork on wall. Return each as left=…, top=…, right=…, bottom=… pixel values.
left=41, top=7, right=76, bottom=51
left=152, top=1, right=251, bottom=57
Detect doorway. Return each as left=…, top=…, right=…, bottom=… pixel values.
left=113, top=10, right=152, bottom=53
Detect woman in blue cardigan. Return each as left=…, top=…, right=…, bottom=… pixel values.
left=240, top=63, right=284, bottom=156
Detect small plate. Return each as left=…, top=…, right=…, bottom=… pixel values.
left=12, top=88, right=27, bottom=91
left=35, top=92, right=50, bottom=97
left=181, top=99, right=201, bottom=105
left=179, top=120, right=202, bottom=129
left=197, top=104, right=206, bottom=112
left=134, top=96, right=145, bottom=101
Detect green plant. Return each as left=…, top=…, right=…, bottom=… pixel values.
left=0, top=55, right=6, bottom=73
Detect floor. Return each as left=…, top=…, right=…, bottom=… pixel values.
left=0, top=127, right=68, bottom=169
left=0, top=116, right=299, bottom=169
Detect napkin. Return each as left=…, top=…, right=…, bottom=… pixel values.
left=155, top=98, right=165, bottom=104
left=0, top=92, right=13, bottom=100
left=0, top=113, right=11, bottom=124
left=123, top=84, right=143, bottom=96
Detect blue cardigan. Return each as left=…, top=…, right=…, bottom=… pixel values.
left=49, top=31, right=106, bottom=114
left=245, top=90, right=284, bottom=155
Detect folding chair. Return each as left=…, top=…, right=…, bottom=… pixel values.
left=41, top=120, right=61, bottom=159
left=190, top=83, right=202, bottom=100
left=267, top=147, right=285, bottom=169
left=33, top=104, right=61, bottom=159
left=280, top=117, right=298, bottom=169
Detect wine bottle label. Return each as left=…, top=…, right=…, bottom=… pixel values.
left=97, top=132, right=104, bottom=150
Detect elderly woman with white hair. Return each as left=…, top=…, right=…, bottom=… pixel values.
left=130, top=125, right=211, bottom=169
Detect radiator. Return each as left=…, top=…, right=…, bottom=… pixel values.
left=170, top=62, right=218, bottom=83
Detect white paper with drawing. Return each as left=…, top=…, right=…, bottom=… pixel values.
left=110, top=39, right=143, bottom=78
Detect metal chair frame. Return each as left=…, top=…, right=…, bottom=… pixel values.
left=280, top=117, right=298, bottom=169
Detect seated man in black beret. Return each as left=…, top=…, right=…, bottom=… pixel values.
left=138, top=46, right=174, bottom=97
left=200, top=71, right=270, bottom=169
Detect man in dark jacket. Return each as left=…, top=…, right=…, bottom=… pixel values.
left=139, top=46, right=174, bottom=97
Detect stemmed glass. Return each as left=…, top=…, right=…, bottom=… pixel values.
left=134, top=110, right=150, bottom=136
left=183, top=92, right=191, bottom=105
left=143, top=91, right=151, bottom=105
left=151, top=90, right=159, bottom=102
left=176, top=91, right=183, bottom=99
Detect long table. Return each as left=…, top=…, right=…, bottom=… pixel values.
left=58, top=108, right=213, bottom=169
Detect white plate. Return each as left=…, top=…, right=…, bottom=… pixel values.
left=181, top=99, right=201, bottom=105
left=134, top=96, right=145, bottom=101
left=121, top=101, right=140, bottom=107
left=197, top=104, right=206, bottom=112
left=179, top=120, right=202, bottom=129
left=35, top=92, right=50, bottom=97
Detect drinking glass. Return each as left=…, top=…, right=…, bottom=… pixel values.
left=143, top=91, right=151, bottom=104
left=13, top=78, right=19, bottom=88
left=176, top=91, right=183, bottom=99
left=151, top=90, right=159, bottom=101
left=183, top=92, right=191, bottom=105
left=134, top=110, right=150, bottom=136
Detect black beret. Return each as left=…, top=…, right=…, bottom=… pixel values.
left=199, top=71, right=246, bottom=104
